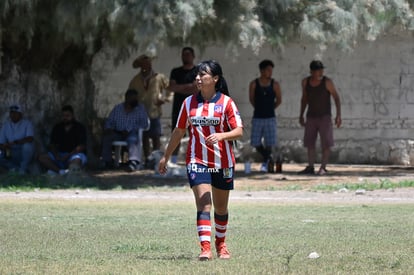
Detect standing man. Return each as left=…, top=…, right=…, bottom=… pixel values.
left=168, top=47, right=198, bottom=163
left=0, top=104, right=35, bottom=174
left=129, top=54, right=171, bottom=167
left=101, top=89, right=149, bottom=172
left=249, top=59, right=282, bottom=172
left=38, top=105, right=87, bottom=175
left=299, top=60, right=342, bottom=175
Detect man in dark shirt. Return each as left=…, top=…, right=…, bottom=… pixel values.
left=39, top=105, right=87, bottom=175
left=249, top=60, right=282, bottom=172
left=168, top=47, right=198, bottom=163
left=298, top=60, right=342, bottom=175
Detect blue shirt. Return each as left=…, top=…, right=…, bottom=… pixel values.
left=0, top=118, right=34, bottom=144
left=104, top=103, right=149, bottom=132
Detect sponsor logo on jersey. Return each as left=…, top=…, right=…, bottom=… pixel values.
left=190, top=116, right=220, bottom=126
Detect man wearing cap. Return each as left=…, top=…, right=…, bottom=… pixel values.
left=129, top=54, right=171, bottom=167
left=298, top=60, right=342, bottom=175
left=0, top=104, right=35, bottom=174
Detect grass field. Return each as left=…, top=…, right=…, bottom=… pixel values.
left=1, top=199, right=413, bottom=274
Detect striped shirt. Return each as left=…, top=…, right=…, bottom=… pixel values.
left=176, top=92, right=243, bottom=168
left=104, top=103, right=149, bottom=132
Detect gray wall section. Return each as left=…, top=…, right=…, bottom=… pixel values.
left=1, top=33, right=412, bottom=165
left=93, top=33, right=414, bottom=165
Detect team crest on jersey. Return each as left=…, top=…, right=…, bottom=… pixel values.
left=214, top=105, right=223, bottom=114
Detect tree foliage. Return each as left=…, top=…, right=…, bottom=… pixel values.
left=1, top=0, right=414, bottom=74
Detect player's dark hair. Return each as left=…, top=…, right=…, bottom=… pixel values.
left=196, top=60, right=229, bottom=95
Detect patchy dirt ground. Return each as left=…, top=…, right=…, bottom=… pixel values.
left=1, top=163, right=414, bottom=204
left=94, top=162, right=414, bottom=188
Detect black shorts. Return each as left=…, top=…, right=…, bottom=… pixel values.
left=187, top=163, right=234, bottom=190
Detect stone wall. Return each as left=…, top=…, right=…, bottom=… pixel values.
left=2, top=32, right=414, bottom=165
left=93, top=33, right=414, bottom=165
left=0, top=65, right=98, bottom=164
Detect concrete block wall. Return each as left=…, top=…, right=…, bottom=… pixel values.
left=93, top=32, right=414, bottom=165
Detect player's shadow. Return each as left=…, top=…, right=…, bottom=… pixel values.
left=93, top=171, right=188, bottom=190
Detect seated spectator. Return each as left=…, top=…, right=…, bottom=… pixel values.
left=38, top=105, right=87, bottom=175
left=101, top=89, right=149, bottom=172
left=0, top=104, right=35, bottom=174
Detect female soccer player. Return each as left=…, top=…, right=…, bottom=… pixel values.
left=158, top=60, right=243, bottom=261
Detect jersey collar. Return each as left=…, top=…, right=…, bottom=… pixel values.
left=196, top=91, right=222, bottom=103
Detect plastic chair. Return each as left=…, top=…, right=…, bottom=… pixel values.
left=112, top=140, right=128, bottom=167
left=112, top=119, right=150, bottom=167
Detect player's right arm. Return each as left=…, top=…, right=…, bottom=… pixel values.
left=158, top=127, right=186, bottom=174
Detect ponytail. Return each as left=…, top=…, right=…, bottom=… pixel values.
left=217, top=76, right=229, bottom=96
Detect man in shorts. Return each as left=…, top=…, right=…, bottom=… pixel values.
left=298, top=60, right=342, bottom=175
left=249, top=59, right=282, bottom=172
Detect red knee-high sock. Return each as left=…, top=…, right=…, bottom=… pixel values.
left=197, top=211, right=211, bottom=248
left=214, top=212, right=228, bottom=245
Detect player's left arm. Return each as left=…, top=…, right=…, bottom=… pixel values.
left=326, top=78, right=342, bottom=128
left=205, top=100, right=243, bottom=145
left=205, top=126, right=243, bottom=145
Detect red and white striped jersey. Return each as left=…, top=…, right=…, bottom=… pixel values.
left=176, top=92, right=243, bottom=168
